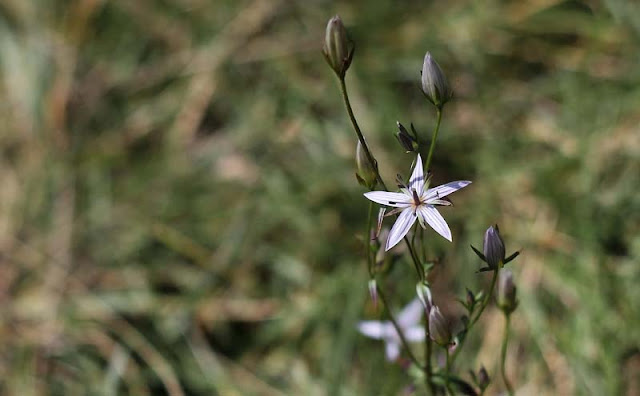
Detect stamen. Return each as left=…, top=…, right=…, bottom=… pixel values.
left=412, top=189, right=421, bottom=206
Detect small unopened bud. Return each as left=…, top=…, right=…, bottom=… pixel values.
left=368, top=279, right=378, bottom=309
left=497, top=270, right=518, bottom=315
left=478, top=366, right=490, bottom=390
left=484, top=224, right=506, bottom=269
left=428, top=306, right=451, bottom=346
left=465, top=288, right=475, bottom=308
left=421, top=52, right=453, bottom=109
left=322, top=16, right=354, bottom=78
left=395, top=122, right=418, bottom=153
left=355, top=141, right=377, bottom=189
left=416, top=283, right=432, bottom=313
left=375, top=208, right=386, bottom=239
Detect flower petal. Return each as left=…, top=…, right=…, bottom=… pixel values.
left=417, top=206, right=452, bottom=241
left=424, top=180, right=471, bottom=201
left=357, top=321, right=390, bottom=339
left=385, top=341, right=401, bottom=361
left=398, top=298, right=424, bottom=328
left=408, top=154, right=425, bottom=193
left=364, top=191, right=411, bottom=208
left=385, top=208, right=417, bottom=251
left=404, top=326, right=426, bottom=342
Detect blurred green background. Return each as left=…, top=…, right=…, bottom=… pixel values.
left=0, top=0, right=638, bottom=395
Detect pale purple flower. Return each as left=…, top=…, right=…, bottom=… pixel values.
left=357, top=298, right=425, bottom=361
left=364, top=153, right=471, bottom=251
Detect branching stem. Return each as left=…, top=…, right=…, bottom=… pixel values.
left=451, top=269, right=499, bottom=364
left=338, top=76, right=424, bottom=280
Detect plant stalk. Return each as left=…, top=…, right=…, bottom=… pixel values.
left=365, top=201, right=375, bottom=276
left=501, top=314, right=514, bottom=396
left=451, top=269, right=499, bottom=364
left=424, top=317, right=435, bottom=395
left=339, top=77, right=386, bottom=189
left=338, top=75, right=424, bottom=280
left=424, top=108, right=442, bottom=172
left=444, top=347, right=454, bottom=395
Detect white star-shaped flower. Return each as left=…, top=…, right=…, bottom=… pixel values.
left=364, top=153, right=471, bottom=251
left=357, top=298, right=425, bottom=361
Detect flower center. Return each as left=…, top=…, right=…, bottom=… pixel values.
left=412, top=189, right=422, bottom=207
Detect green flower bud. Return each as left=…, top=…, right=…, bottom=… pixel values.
left=497, top=270, right=518, bottom=315
left=416, top=282, right=432, bottom=313
left=472, top=224, right=520, bottom=271
left=421, top=52, right=453, bottom=109
left=355, top=141, right=377, bottom=189
left=368, top=279, right=378, bottom=309
left=322, top=15, right=354, bottom=78
left=428, top=306, right=451, bottom=346
left=484, top=224, right=505, bottom=269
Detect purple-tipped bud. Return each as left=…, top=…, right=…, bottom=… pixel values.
left=416, top=283, right=432, bottom=313
left=478, top=366, right=490, bottom=390
left=421, top=52, right=453, bottom=109
left=355, top=141, right=377, bottom=189
left=428, top=306, right=451, bottom=346
left=465, top=288, right=475, bottom=308
left=484, top=224, right=506, bottom=269
left=497, top=270, right=518, bottom=315
left=395, top=122, right=418, bottom=153
left=323, top=16, right=354, bottom=78
left=368, top=279, right=378, bottom=310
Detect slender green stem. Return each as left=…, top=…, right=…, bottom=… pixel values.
left=338, top=77, right=386, bottom=189
left=376, top=285, right=423, bottom=369
left=424, top=316, right=435, bottom=395
left=470, top=270, right=499, bottom=327
left=411, top=224, right=418, bottom=251
left=410, top=226, right=422, bottom=279
left=365, top=201, right=375, bottom=276
left=406, top=234, right=424, bottom=281
left=424, top=108, right=442, bottom=172
left=501, top=314, right=514, bottom=396
left=419, top=226, right=427, bottom=264
left=451, top=269, right=499, bottom=364
left=444, top=347, right=454, bottom=395
left=338, top=76, right=425, bottom=280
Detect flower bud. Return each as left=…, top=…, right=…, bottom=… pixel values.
left=428, top=306, right=451, bottom=346
left=375, top=208, right=386, bottom=239
left=421, top=52, right=453, bottom=109
left=497, top=270, right=518, bottom=315
left=484, top=224, right=506, bottom=269
left=368, top=279, right=378, bottom=310
left=416, top=282, right=432, bottom=313
left=355, top=141, right=377, bottom=189
left=322, top=16, right=354, bottom=78
left=478, top=366, right=490, bottom=390
left=465, top=288, right=475, bottom=308
left=395, top=122, right=418, bottom=153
